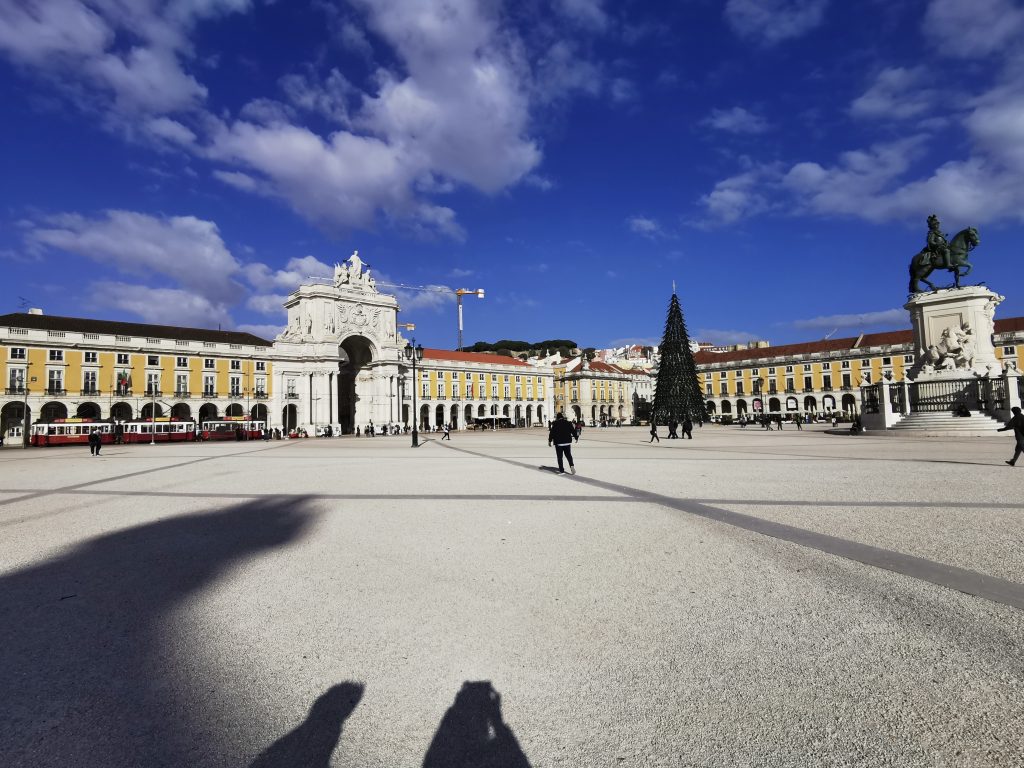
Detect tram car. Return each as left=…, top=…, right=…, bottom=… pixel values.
left=200, top=417, right=265, bottom=441
left=120, top=418, right=196, bottom=443
left=30, top=418, right=114, bottom=447
left=29, top=417, right=196, bottom=446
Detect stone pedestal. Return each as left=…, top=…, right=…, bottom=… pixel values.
left=904, top=286, right=1004, bottom=381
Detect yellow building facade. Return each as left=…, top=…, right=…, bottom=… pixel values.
left=696, top=319, right=1023, bottom=419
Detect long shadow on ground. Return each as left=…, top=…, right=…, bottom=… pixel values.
left=0, top=497, right=313, bottom=768
left=423, top=681, right=532, bottom=768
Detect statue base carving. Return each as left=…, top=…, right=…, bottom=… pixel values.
left=904, top=285, right=1004, bottom=381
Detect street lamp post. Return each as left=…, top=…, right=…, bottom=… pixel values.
left=403, top=340, right=424, bottom=447
left=455, top=288, right=485, bottom=352
left=150, top=380, right=156, bottom=445
left=20, top=365, right=31, bottom=448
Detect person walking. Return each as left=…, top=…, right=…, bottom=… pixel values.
left=794, top=413, right=803, bottom=431
left=998, top=406, right=1024, bottom=466
left=649, top=422, right=660, bottom=443
left=441, top=423, right=451, bottom=440
left=668, top=419, right=679, bottom=439
left=681, top=416, right=693, bottom=439
left=88, top=428, right=101, bottom=456
left=548, top=413, right=576, bottom=475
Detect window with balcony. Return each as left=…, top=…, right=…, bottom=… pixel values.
left=823, top=375, right=832, bottom=390
left=842, top=373, right=852, bottom=389
left=204, top=375, right=216, bottom=396
left=9, top=347, right=26, bottom=360
left=785, top=378, right=795, bottom=392
left=255, top=377, right=266, bottom=396
left=720, top=383, right=728, bottom=395
left=176, top=374, right=189, bottom=396
left=437, top=383, right=445, bottom=398
left=47, top=369, right=63, bottom=393
left=146, top=372, right=160, bottom=395
left=453, top=384, right=460, bottom=399
left=422, top=383, right=429, bottom=398
left=804, top=376, right=813, bottom=391
left=49, top=349, right=63, bottom=362
left=8, top=368, right=26, bottom=393
left=491, top=385, right=498, bottom=398
left=706, top=384, right=713, bottom=395
left=82, top=370, right=98, bottom=394
left=229, top=376, right=241, bottom=397
left=286, top=379, right=296, bottom=398
left=84, top=351, right=98, bottom=363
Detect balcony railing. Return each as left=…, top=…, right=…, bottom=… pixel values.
left=803, top=387, right=814, bottom=393
left=5, top=387, right=25, bottom=395
left=174, top=391, right=191, bottom=398
left=285, top=392, right=299, bottom=399
left=145, top=389, right=162, bottom=397
left=46, top=388, right=67, bottom=396
left=80, top=388, right=100, bottom=396
left=203, top=391, right=219, bottom=398
left=254, top=392, right=268, bottom=399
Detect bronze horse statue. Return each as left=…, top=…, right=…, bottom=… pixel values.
left=908, top=226, right=979, bottom=293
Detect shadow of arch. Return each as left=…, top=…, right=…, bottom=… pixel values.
left=0, top=497, right=314, bottom=767
left=423, top=681, right=531, bottom=768
left=249, top=682, right=364, bottom=768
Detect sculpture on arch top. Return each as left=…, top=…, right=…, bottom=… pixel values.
left=908, top=214, right=980, bottom=293
left=334, top=250, right=377, bottom=292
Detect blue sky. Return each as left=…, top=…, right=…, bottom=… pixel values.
left=2, top=0, right=1023, bottom=349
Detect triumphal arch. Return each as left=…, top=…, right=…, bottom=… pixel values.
left=271, top=252, right=408, bottom=434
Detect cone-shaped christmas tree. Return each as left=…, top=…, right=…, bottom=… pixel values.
left=651, top=292, right=707, bottom=425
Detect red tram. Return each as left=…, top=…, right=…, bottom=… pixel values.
left=200, top=417, right=265, bottom=441
left=30, top=418, right=196, bottom=446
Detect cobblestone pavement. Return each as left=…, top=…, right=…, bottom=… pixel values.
left=1, top=426, right=1021, bottom=767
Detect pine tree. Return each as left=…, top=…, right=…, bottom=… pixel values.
left=651, top=292, right=707, bottom=425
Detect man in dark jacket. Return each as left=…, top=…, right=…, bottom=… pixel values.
left=681, top=416, right=693, bottom=439
left=548, top=413, right=577, bottom=474
left=998, top=406, right=1024, bottom=466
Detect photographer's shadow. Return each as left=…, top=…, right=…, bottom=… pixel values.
left=423, top=681, right=532, bottom=768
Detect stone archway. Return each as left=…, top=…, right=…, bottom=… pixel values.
left=41, top=401, right=67, bottom=421
left=338, top=336, right=375, bottom=434
left=141, top=403, right=164, bottom=420
left=804, top=395, right=817, bottom=412
left=705, top=400, right=716, bottom=414
left=526, top=404, right=533, bottom=426
left=199, top=403, right=218, bottom=425
left=450, top=405, right=459, bottom=429
left=420, top=403, right=430, bottom=429
left=435, top=404, right=445, bottom=427
left=76, top=402, right=101, bottom=419
left=736, top=399, right=747, bottom=415
left=282, top=404, right=298, bottom=432
left=721, top=400, right=732, bottom=414
left=478, top=404, right=486, bottom=418
left=841, top=393, right=857, bottom=413
left=171, top=403, right=192, bottom=421
left=464, top=404, right=472, bottom=426
left=225, top=403, right=244, bottom=417
left=111, top=402, right=132, bottom=421
left=769, top=397, right=781, bottom=413
left=251, top=403, right=268, bottom=424
left=1, top=402, right=26, bottom=443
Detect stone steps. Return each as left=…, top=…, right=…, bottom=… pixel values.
left=885, top=411, right=1005, bottom=437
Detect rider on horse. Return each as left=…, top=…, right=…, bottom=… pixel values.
left=924, top=214, right=951, bottom=270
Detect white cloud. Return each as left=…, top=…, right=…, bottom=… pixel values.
left=724, top=0, right=828, bottom=46
left=694, top=328, right=761, bottom=345
left=213, top=169, right=261, bottom=192
left=609, top=77, right=638, bottom=104
left=89, top=280, right=234, bottom=328
left=279, top=68, right=355, bottom=125
left=242, top=255, right=333, bottom=293
left=849, top=67, right=934, bottom=120
left=0, top=0, right=250, bottom=116
left=236, top=322, right=285, bottom=340
left=627, top=216, right=668, bottom=240
left=374, top=272, right=455, bottom=313
left=557, top=0, right=609, bottom=30
left=923, top=0, right=1024, bottom=59
left=790, top=308, right=905, bottom=330
left=245, top=293, right=288, bottom=315
left=449, top=268, right=475, bottom=278
left=146, top=116, right=197, bottom=144
left=27, top=210, right=244, bottom=303
left=703, top=106, right=770, bottom=134
left=697, top=165, right=779, bottom=225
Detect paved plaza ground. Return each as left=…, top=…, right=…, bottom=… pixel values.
left=1, top=425, right=1022, bottom=767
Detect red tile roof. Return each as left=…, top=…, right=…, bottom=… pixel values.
left=694, top=315, right=1024, bottom=366
left=422, top=348, right=530, bottom=366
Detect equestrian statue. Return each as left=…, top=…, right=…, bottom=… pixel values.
left=908, top=214, right=979, bottom=293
